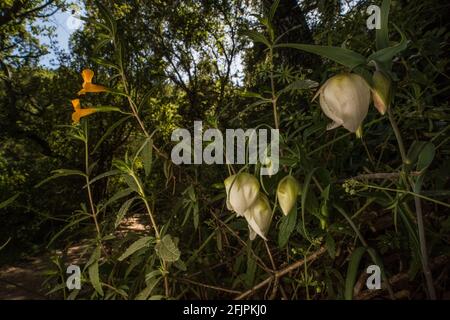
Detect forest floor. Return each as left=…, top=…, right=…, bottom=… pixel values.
left=0, top=214, right=148, bottom=300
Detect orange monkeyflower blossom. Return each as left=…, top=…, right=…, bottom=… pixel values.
left=78, top=69, right=107, bottom=95
left=71, top=99, right=97, bottom=123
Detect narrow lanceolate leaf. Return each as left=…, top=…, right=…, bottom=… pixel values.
left=118, top=236, right=153, bottom=261
left=278, top=203, right=297, bottom=248
left=115, top=197, right=138, bottom=229
left=345, top=246, right=366, bottom=300
left=85, top=246, right=101, bottom=269
left=34, top=169, right=87, bottom=188
left=155, top=234, right=180, bottom=262
left=274, top=43, right=367, bottom=69
left=0, top=238, right=11, bottom=251
left=135, top=277, right=161, bottom=300
left=0, top=193, right=20, bottom=209
left=376, top=0, right=391, bottom=50
left=141, top=138, right=153, bottom=177
left=369, top=25, right=408, bottom=66
left=244, top=30, right=272, bottom=48
left=416, top=142, right=435, bottom=172
left=277, top=79, right=318, bottom=97
left=88, top=261, right=104, bottom=297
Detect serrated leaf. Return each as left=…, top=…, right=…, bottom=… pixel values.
left=155, top=234, right=180, bottom=262
left=115, top=197, right=138, bottom=229
left=85, top=246, right=101, bottom=269
left=88, top=261, right=103, bottom=296
left=118, top=236, right=153, bottom=261
left=277, top=79, right=318, bottom=97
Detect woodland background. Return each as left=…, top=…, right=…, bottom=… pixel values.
left=0, top=0, right=449, bottom=299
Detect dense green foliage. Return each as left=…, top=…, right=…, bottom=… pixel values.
left=1, top=0, right=449, bottom=300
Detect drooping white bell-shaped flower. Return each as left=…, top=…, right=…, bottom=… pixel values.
left=224, top=173, right=260, bottom=217
left=277, top=175, right=300, bottom=216
left=244, top=193, right=272, bottom=241
left=313, top=73, right=371, bottom=133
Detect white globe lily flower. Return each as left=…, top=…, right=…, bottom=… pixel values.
left=313, top=73, right=371, bottom=133
left=277, top=175, right=300, bottom=216
left=224, top=173, right=260, bottom=217
left=244, top=193, right=272, bottom=241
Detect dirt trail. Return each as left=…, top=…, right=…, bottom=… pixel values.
left=0, top=215, right=148, bottom=300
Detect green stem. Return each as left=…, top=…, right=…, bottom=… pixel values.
left=387, top=108, right=436, bottom=299
left=84, top=124, right=101, bottom=239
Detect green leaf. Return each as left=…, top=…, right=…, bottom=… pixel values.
left=369, top=25, right=408, bottom=66
left=99, top=188, right=134, bottom=211
left=47, top=215, right=91, bottom=247
left=0, top=238, right=11, bottom=251
left=34, top=169, right=86, bottom=188
left=135, top=277, right=161, bottom=300
left=86, top=170, right=121, bottom=187
left=278, top=203, right=297, bottom=248
left=123, top=174, right=141, bottom=194
left=239, top=90, right=265, bottom=99
left=85, top=246, right=101, bottom=269
left=92, top=116, right=132, bottom=154
left=115, top=197, right=138, bottom=229
left=145, top=270, right=162, bottom=283
left=92, top=106, right=123, bottom=113
left=417, top=142, right=435, bottom=172
left=118, top=236, right=153, bottom=261
left=268, top=0, right=280, bottom=21
left=376, top=0, right=391, bottom=50
left=91, top=57, right=120, bottom=71
left=0, top=193, right=20, bottom=209
left=88, top=260, right=103, bottom=296
left=245, top=244, right=257, bottom=287
left=300, top=168, right=319, bottom=240
left=141, top=138, right=153, bottom=177
left=155, top=234, right=181, bottom=262
left=406, top=141, right=428, bottom=166
left=325, top=234, right=336, bottom=259
left=244, top=30, right=272, bottom=48
left=275, top=43, right=366, bottom=69
left=277, top=79, right=318, bottom=97
left=95, top=0, right=117, bottom=37
left=344, top=246, right=366, bottom=300
left=174, top=259, right=187, bottom=272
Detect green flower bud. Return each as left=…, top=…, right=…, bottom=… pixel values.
left=277, top=175, right=300, bottom=216
left=371, top=70, right=391, bottom=115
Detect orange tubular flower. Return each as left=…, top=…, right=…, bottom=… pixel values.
left=78, top=69, right=107, bottom=95
left=71, top=99, right=97, bottom=123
